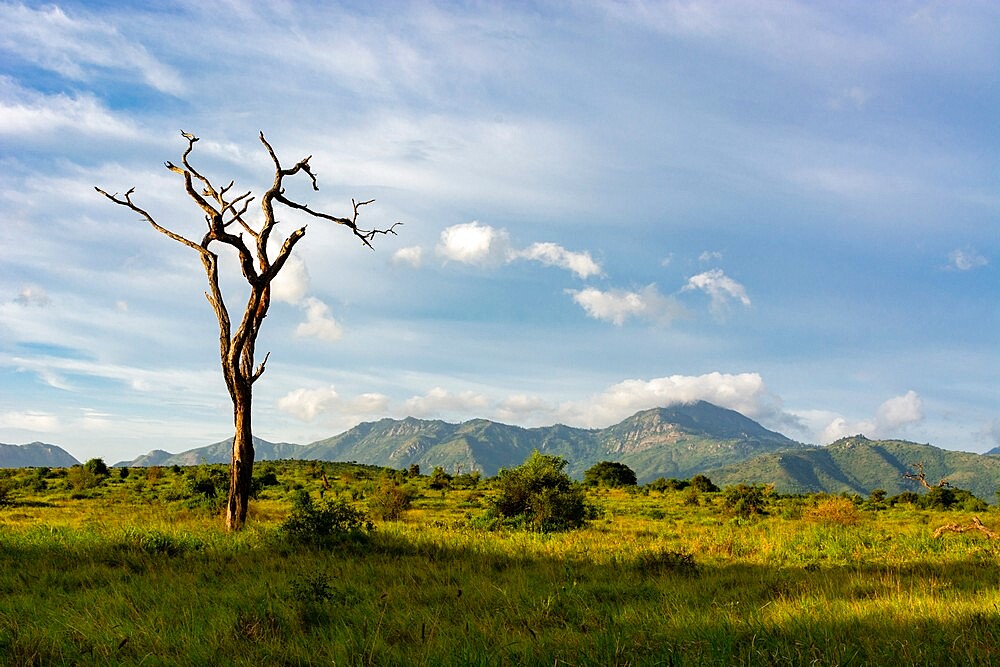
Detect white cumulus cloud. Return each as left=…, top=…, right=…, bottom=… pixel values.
left=392, top=245, right=424, bottom=268
left=556, top=372, right=781, bottom=428
left=567, top=284, right=682, bottom=326
left=496, top=394, right=552, bottom=423
left=270, top=252, right=310, bottom=304
left=819, top=390, right=925, bottom=443
left=276, top=386, right=340, bottom=421
left=295, top=297, right=343, bottom=342
left=403, top=387, right=490, bottom=417
left=434, top=221, right=601, bottom=277
left=277, top=387, right=389, bottom=422
left=436, top=221, right=511, bottom=266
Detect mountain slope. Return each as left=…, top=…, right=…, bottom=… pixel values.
left=296, top=401, right=803, bottom=480
left=706, top=435, right=1000, bottom=500
left=115, top=437, right=302, bottom=467
left=598, top=404, right=801, bottom=481
left=115, top=401, right=799, bottom=479
left=0, top=442, right=79, bottom=468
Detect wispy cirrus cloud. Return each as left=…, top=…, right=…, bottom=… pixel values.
left=0, top=77, right=138, bottom=138
left=683, top=269, right=751, bottom=312
left=0, top=3, right=185, bottom=95
left=946, top=248, right=988, bottom=271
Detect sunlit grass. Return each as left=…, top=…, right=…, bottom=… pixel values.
left=1, top=462, right=999, bottom=664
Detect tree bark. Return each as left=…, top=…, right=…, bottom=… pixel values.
left=226, top=384, right=255, bottom=531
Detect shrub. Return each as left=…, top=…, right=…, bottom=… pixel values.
left=489, top=450, right=592, bottom=532
left=67, top=465, right=101, bottom=491
left=646, top=477, right=688, bottom=493
left=367, top=480, right=416, bottom=520
left=584, top=461, right=637, bottom=487
left=83, top=458, right=109, bottom=477
left=722, top=483, right=768, bottom=518
left=889, top=490, right=920, bottom=506
left=251, top=468, right=280, bottom=497
left=690, top=474, right=719, bottom=493
left=282, top=491, right=374, bottom=546
left=428, top=466, right=451, bottom=490
left=805, top=496, right=861, bottom=526
left=407, top=463, right=421, bottom=478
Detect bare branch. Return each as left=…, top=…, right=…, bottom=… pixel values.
left=274, top=193, right=401, bottom=249
left=95, top=187, right=206, bottom=254
left=250, top=351, right=270, bottom=384
left=903, top=463, right=950, bottom=491
left=933, top=516, right=998, bottom=539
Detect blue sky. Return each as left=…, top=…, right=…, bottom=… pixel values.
left=0, top=1, right=997, bottom=463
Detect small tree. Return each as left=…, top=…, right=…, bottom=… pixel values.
left=98, top=132, right=398, bottom=530
left=428, top=466, right=451, bottom=490
left=722, top=483, right=768, bottom=518
left=690, top=474, right=719, bottom=493
left=491, top=450, right=591, bottom=532
left=583, top=461, right=637, bottom=487
left=84, top=458, right=110, bottom=477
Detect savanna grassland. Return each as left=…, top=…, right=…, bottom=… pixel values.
left=1, top=460, right=999, bottom=666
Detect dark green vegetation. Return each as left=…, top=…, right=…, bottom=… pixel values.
left=584, top=460, right=637, bottom=487
left=2, top=456, right=1000, bottom=665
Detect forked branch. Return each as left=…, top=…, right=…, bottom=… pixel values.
left=903, top=463, right=950, bottom=491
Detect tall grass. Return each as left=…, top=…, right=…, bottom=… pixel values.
left=0, top=463, right=998, bottom=664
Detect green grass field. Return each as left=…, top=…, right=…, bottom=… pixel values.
left=1, top=461, right=999, bottom=665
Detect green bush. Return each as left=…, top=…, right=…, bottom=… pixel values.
left=690, top=474, right=719, bottom=493
left=722, top=483, right=768, bottom=518
left=367, top=480, right=416, bottom=520
left=282, top=491, right=374, bottom=546
left=583, top=461, right=637, bottom=487
left=428, top=466, right=451, bottom=490
left=488, top=451, right=593, bottom=532
left=67, top=465, right=101, bottom=491
left=84, top=458, right=110, bottom=477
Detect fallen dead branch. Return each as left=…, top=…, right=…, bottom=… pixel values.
left=932, top=516, right=999, bottom=539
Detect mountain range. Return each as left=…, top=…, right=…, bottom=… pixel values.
left=5, top=402, right=1000, bottom=500
left=111, top=401, right=801, bottom=481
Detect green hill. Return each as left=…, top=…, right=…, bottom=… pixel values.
left=706, top=435, right=1000, bottom=501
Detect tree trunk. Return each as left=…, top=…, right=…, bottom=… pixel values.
left=225, top=386, right=255, bottom=531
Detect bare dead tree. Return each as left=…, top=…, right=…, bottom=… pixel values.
left=97, top=131, right=399, bottom=531
left=903, top=462, right=950, bottom=491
